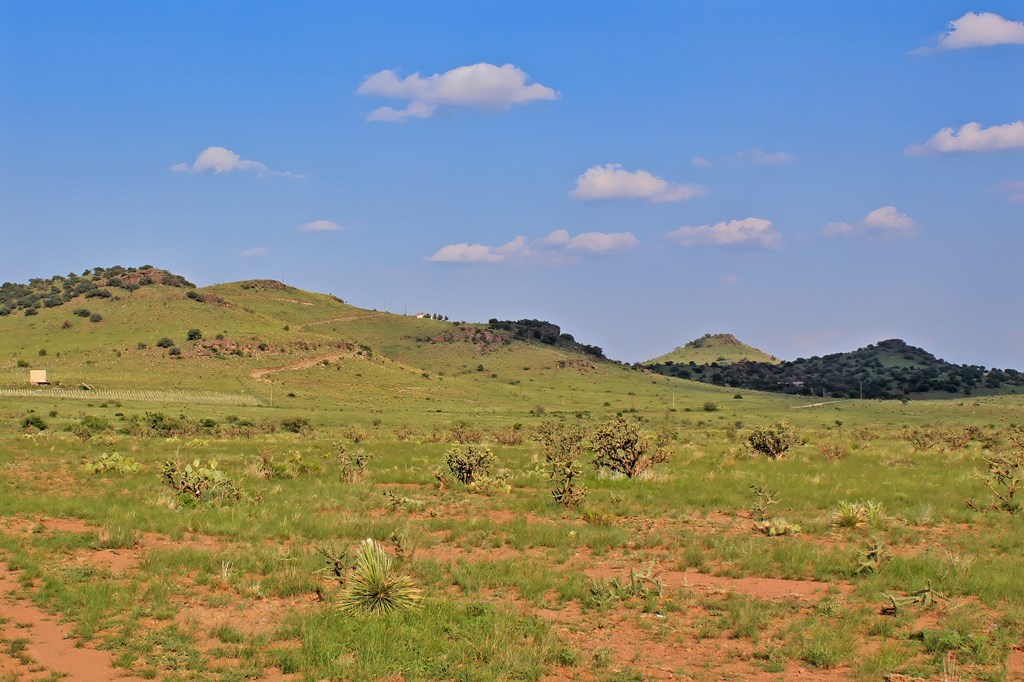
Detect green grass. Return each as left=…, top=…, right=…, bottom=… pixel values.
left=1, top=275, right=1023, bottom=680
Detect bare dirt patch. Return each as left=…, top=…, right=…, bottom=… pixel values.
left=0, top=564, right=147, bottom=681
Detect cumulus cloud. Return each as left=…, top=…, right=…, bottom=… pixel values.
left=569, top=164, right=705, bottom=203
left=665, top=217, right=781, bottom=249
left=297, top=220, right=344, bottom=233
left=906, top=121, right=1024, bottom=155
left=916, top=12, right=1024, bottom=52
left=735, top=148, right=794, bottom=165
left=172, top=146, right=302, bottom=178
left=996, top=180, right=1024, bottom=202
left=239, top=246, right=270, bottom=258
left=822, top=206, right=916, bottom=238
left=428, top=230, right=636, bottom=264
left=357, top=62, right=557, bottom=122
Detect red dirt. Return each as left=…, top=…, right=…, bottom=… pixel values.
left=0, top=564, right=147, bottom=681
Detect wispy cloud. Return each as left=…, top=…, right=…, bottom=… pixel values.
left=429, top=230, right=637, bottom=264
left=906, top=121, right=1024, bottom=155
left=569, top=164, right=705, bottom=203
left=734, top=148, right=794, bottom=165
left=665, top=217, right=781, bottom=249
left=172, top=146, right=303, bottom=178
left=822, top=206, right=916, bottom=238
left=297, top=219, right=345, bottom=233
left=915, top=12, right=1024, bottom=53
left=357, top=62, right=557, bottom=122
left=996, top=180, right=1024, bottom=203
left=692, top=156, right=712, bottom=168
left=239, top=246, right=270, bottom=258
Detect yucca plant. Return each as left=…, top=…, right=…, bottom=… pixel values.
left=831, top=500, right=867, bottom=529
left=336, top=539, right=422, bottom=615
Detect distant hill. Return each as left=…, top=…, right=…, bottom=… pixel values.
left=0, top=265, right=739, bottom=416
left=644, top=333, right=779, bottom=366
left=646, top=338, right=1024, bottom=399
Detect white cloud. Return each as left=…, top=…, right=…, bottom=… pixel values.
left=172, top=146, right=302, bottom=178
left=297, top=220, right=344, bottom=233
left=565, top=231, right=638, bottom=254
left=822, top=206, right=916, bottom=238
left=239, top=246, right=270, bottom=258
left=569, top=164, right=705, bottom=203
left=996, top=180, right=1024, bottom=202
left=428, top=236, right=527, bottom=264
left=917, top=12, right=1024, bottom=52
left=692, top=156, right=712, bottom=168
left=429, top=230, right=635, bottom=264
left=735, top=148, right=794, bottom=165
left=665, top=217, right=781, bottom=249
left=906, top=121, right=1024, bottom=155
left=357, top=63, right=557, bottom=122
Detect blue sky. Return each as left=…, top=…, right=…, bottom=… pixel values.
left=2, top=2, right=1022, bottom=367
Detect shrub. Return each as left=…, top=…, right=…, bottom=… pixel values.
left=448, top=420, right=484, bottom=444
left=167, top=346, right=181, bottom=357
left=186, top=328, right=203, bottom=341
left=21, top=415, right=48, bottom=431
left=818, top=439, right=847, bottom=462
left=980, top=451, right=1022, bottom=513
left=492, top=425, right=526, bottom=446
left=444, top=444, right=495, bottom=484
left=73, top=308, right=91, bottom=317
left=254, top=450, right=319, bottom=479
left=81, top=451, right=140, bottom=474
left=747, top=421, right=798, bottom=460
left=590, top=417, right=669, bottom=479
left=89, top=313, right=102, bottom=323
left=341, top=424, right=369, bottom=443
left=536, top=421, right=588, bottom=507
left=161, top=459, right=241, bottom=505
left=336, top=443, right=372, bottom=482
left=336, top=539, right=422, bottom=615
left=155, top=337, right=174, bottom=348
left=702, top=401, right=719, bottom=412
left=281, top=417, right=313, bottom=434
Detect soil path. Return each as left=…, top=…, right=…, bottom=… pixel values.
left=0, top=563, right=146, bottom=681
left=250, top=353, right=354, bottom=381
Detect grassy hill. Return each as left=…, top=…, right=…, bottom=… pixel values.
left=648, top=338, right=1024, bottom=400
left=645, top=333, right=779, bottom=366
left=1, top=266, right=772, bottom=425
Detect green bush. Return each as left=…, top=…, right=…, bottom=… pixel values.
left=21, top=415, right=48, bottom=431
left=187, top=328, right=202, bottom=341
left=747, top=421, right=798, bottom=460
left=155, top=337, right=175, bottom=348
left=281, top=417, right=313, bottom=434
left=444, top=444, right=495, bottom=484
left=590, top=417, right=669, bottom=478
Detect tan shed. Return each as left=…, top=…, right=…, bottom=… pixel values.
left=28, top=369, right=48, bottom=385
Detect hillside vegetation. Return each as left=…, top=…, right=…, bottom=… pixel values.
left=645, top=333, right=779, bottom=366
left=648, top=338, right=1024, bottom=399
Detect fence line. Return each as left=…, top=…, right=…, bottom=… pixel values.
left=0, top=387, right=260, bottom=406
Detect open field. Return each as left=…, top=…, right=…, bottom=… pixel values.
left=2, top=392, right=1024, bottom=682
left=2, top=276, right=1024, bottom=681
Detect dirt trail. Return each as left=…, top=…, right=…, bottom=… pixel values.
left=0, top=564, right=147, bottom=681
left=250, top=353, right=354, bottom=381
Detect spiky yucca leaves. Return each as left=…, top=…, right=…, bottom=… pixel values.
left=337, top=539, right=422, bottom=616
